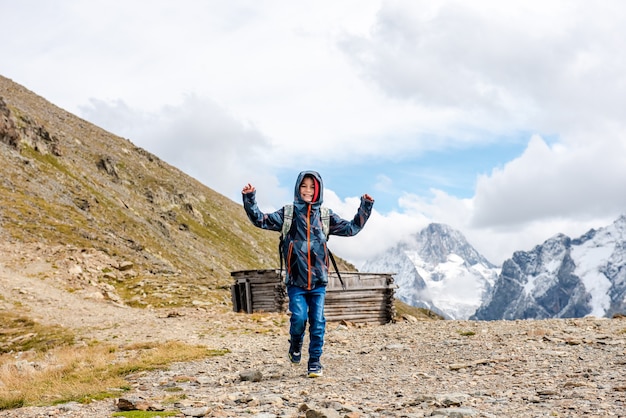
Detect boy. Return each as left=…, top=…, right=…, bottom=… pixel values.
left=242, top=170, right=374, bottom=377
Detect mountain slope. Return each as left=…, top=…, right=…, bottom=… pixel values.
left=1, top=75, right=355, bottom=308
left=472, top=215, right=626, bottom=320
left=362, top=223, right=498, bottom=319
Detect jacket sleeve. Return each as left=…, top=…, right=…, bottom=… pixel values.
left=328, top=195, right=374, bottom=237
left=242, top=190, right=284, bottom=232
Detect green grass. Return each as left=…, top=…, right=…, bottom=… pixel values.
left=112, top=411, right=179, bottom=417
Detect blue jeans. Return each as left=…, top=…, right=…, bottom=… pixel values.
left=287, top=285, right=326, bottom=361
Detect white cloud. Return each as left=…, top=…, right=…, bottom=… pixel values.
left=369, top=131, right=626, bottom=265
left=322, top=0, right=626, bottom=265
left=373, top=174, right=394, bottom=194
left=79, top=95, right=289, bottom=209
left=340, top=0, right=626, bottom=138
left=4, top=0, right=626, bottom=270
left=323, top=189, right=430, bottom=268
left=472, top=134, right=626, bottom=227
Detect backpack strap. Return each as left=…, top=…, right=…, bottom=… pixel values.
left=328, top=250, right=345, bottom=290
left=279, top=204, right=294, bottom=280
left=283, top=204, right=327, bottom=238
left=281, top=204, right=294, bottom=238
left=320, top=206, right=330, bottom=238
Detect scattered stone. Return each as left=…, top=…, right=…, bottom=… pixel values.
left=402, top=314, right=418, bottom=322
left=115, top=396, right=150, bottom=411
left=1, top=269, right=626, bottom=418
left=57, top=402, right=81, bottom=412
left=305, top=407, right=341, bottom=418
left=240, top=369, right=263, bottom=382
left=430, top=407, right=478, bottom=417
left=180, top=406, right=210, bottom=417
left=118, top=261, right=134, bottom=271
left=436, top=393, right=470, bottom=407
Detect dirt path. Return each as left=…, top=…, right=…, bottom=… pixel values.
left=1, top=253, right=188, bottom=343
left=0, top=242, right=291, bottom=382
left=0, top=241, right=275, bottom=345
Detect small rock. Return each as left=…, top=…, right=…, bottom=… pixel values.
left=118, top=261, right=134, bottom=271
left=305, top=407, right=341, bottom=418
left=240, top=369, right=263, bottom=382
left=115, top=396, right=150, bottom=411
left=402, top=314, right=418, bottom=322
left=180, top=406, right=210, bottom=417
left=430, top=407, right=478, bottom=417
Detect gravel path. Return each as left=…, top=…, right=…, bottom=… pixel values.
left=1, top=244, right=626, bottom=417
left=2, top=314, right=626, bottom=417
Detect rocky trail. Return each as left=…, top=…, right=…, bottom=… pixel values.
left=1, top=244, right=626, bottom=417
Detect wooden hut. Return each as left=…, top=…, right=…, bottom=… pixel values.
left=230, top=269, right=396, bottom=324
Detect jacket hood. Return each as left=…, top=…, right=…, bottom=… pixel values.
left=294, top=170, right=323, bottom=207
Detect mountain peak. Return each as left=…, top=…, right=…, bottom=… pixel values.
left=417, top=222, right=495, bottom=268
left=473, top=214, right=626, bottom=320
left=363, top=223, right=498, bottom=319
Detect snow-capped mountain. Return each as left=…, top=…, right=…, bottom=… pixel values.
left=362, top=223, right=499, bottom=319
left=472, top=215, right=626, bottom=320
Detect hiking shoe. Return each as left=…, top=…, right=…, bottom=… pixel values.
left=307, top=360, right=323, bottom=378
left=288, top=339, right=302, bottom=364
left=288, top=350, right=301, bottom=364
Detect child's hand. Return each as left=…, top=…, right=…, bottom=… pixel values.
left=363, top=194, right=374, bottom=202
left=242, top=183, right=256, bottom=194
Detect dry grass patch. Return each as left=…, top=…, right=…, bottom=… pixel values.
left=0, top=312, right=75, bottom=354
left=0, top=340, right=228, bottom=410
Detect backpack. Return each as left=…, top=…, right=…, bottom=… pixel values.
left=279, top=204, right=345, bottom=290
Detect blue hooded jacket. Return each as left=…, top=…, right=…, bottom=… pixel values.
left=242, top=170, right=374, bottom=290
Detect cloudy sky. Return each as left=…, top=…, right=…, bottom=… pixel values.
left=3, top=0, right=626, bottom=268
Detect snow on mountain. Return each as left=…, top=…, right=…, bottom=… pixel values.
left=362, top=223, right=499, bottom=319
left=472, top=215, right=626, bottom=320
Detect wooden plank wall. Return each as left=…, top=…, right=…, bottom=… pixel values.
left=230, top=269, right=397, bottom=324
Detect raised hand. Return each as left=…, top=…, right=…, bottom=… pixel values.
left=242, top=183, right=256, bottom=194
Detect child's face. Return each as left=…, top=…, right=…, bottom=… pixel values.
left=299, top=177, right=315, bottom=203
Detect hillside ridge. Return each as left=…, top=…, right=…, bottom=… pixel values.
left=2, top=74, right=332, bottom=309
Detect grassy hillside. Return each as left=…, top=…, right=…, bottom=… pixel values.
left=0, top=75, right=356, bottom=309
